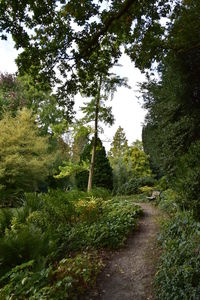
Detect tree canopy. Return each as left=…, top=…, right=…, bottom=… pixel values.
left=0, top=73, right=73, bottom=132
left=0, top=108, right=55, bottom=203
left=0, top=0, right=185, bottom=101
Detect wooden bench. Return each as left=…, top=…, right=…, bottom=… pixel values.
left=147, top=190, right=161, bottom=200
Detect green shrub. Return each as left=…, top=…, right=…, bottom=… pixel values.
left=175, top=141, right=200, bottom=216
left=155, top=211, right=200, bottom=299
left=0, top=224, right=51, bottom=276
left=15, top=193, right=43, bottom=224
left=41, top=190, right=77, bottom=226
left=0, top=252, right=102, bottom=300
left=117, top=176, right=155, bottom=195
left=54, top=198, right=142, bottom=253
left=117, top=178, right=139, bottom=195
left=89, top=187, right=111, bottom=199
left=0, top=190, right=142, bottom=299
left=156, top=176, right=169, bottom=191
left=87, top=200, right=142, bottom=248
left=157, top=188, right=179, bottom=214
left=138, top=176, right=156, bottom=187
left=75, top=197, right=103, bottom=223
left=139, top=186, right=154, bottom=196
left=0, top=209, right=14, bottom=237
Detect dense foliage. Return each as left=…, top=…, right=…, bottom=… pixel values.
left=108, top=126, right=129, bottom=192
left=139, top=2, right=200, bottom=295
left=0, top=109, right=55, bottom=204
left=141, top=0, right=200, bottom=213
left=0, top=0, right=176, bottom=95
left=76, top=138, right=113, bottom=190
left=0, top=73, right=73, bottom=131
left=109, top=129, right=153, bottom=194
left=155, top=211, right=200, bottom=299
left=117, top=176, right=155, bottom=196
left=0, top=190, right=142, bottom=299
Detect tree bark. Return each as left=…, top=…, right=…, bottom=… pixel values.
left=87, top=76, right=102, bottom=192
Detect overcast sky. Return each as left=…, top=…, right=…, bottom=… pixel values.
left=0, top=37, right=146, bottom=150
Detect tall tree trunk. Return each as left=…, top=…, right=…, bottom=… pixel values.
left=87, top=76, right=102, bottom=192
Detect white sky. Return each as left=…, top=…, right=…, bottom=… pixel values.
left=0, top=37, right=146, bottom=150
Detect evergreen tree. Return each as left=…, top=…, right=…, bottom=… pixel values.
left=76, top=138, right=113, bottom=190
left=108, top=127, right=129, bottom=192
left=109, top=126, right=128, bottom=161
left=128, top=140, right=152, bottom=178
left=80, top=72, right=127, bottom=191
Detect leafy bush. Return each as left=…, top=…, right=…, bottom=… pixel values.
left=139, top=186, right=154, bottom=196
left=89, top=187, right=111, bottom=199
left=55, top=197, right=142, bottom=253
left=155, top=176, right=169, bottom=191
left=175, top=141, right=200, bottom=216
left=155, top=211, right=200, bottom=299
left=0, top=223, right=50, bottom=276
left=0, top=109, right=55, bottom=204
left=0, top=209, right=14, bottom=237
left=87, top=199, right=142, bottom=248
left=0, top=190, right=142, bottom=299
left=117, top=178, right=139, bottom=195
left=138, top=176, right=156, bottom=187
left=157, top=188, right=179, bottom=214
left=15, top=193, right=43, bottom=224
left=0, top=252, right=102, bottom=300
left=117, top=176, right=155, bottom=195
left=41, top=190, right=77, bottom=226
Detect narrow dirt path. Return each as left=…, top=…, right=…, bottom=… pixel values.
left=85, top=202, right=161, bottom=300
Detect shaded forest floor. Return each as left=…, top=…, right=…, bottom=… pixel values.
left=83, top=202, right=161, bottom=300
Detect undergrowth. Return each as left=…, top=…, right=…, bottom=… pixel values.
left=154, top=188, right=200, bottom=299
left=0, top=189, right=142, bottom=299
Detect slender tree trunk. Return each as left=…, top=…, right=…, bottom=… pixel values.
left=87, top=76, right=102, bottom=192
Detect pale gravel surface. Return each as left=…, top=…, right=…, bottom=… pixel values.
left=83, top=202, right=161, bottom=300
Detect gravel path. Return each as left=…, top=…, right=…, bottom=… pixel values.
left=84, top=202, right=161, bottom=300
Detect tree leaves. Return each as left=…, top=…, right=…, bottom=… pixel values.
left=0, top=109, right=55, bottom=202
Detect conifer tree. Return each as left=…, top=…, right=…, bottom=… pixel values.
left=108, top=127, right=129, bottom=192
left=129, top=140, right=152, bottom=178
left=0, top=108, right=54, bottom=204
left=76, top=138, right=113, bottom=190
left=109, top=126, right=128, bottom=162
left=81, top=73, right=127, bottom=191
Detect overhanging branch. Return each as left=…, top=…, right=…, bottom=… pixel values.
left=80, top=0, right=137, bottom=57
